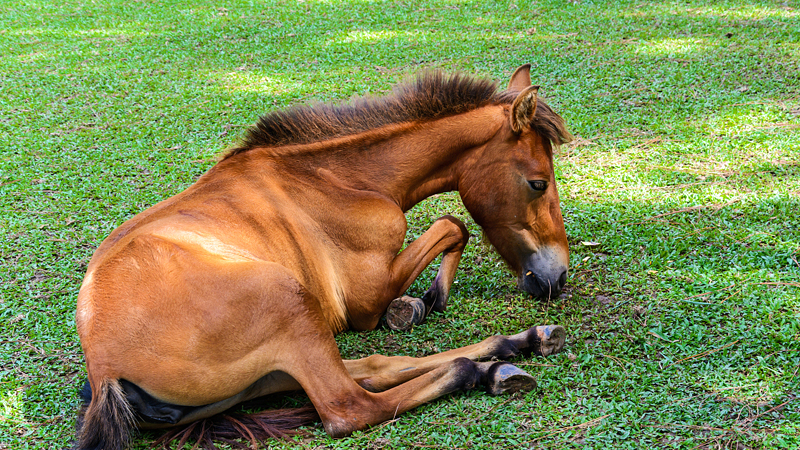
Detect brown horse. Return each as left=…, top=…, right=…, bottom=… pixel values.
left=75, top=64, right=572, bottom=449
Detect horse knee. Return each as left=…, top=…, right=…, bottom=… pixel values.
left=435, top=215, right=470, bottom=250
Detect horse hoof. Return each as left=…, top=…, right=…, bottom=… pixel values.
left=486, top=362, right=537, bottom=396
left=533, top=325, right=566, bottom=356
left=386, top=296, right=426, bottom=331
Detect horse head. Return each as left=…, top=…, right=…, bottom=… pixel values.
left=459, top=64, right=571, bottom=300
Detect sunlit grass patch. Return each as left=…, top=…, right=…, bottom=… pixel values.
left=635, top=37, right=719, bottom=58
left=0, top=389, right=25, bottom=427
left=1, top=0, right=798, bottom=448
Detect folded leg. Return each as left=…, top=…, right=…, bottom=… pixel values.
left=344, top=325, right=565, bottom=392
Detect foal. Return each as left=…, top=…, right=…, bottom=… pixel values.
left=75, top=64, right=572, bottom=449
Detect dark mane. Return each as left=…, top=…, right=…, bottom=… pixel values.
left=223, top=71, right=572, bottom=159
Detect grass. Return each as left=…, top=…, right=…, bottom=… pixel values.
left=1, top=0, right=799, bottom=448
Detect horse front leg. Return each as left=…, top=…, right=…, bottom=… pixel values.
left=304, top=356, right=533, bottom=438
left=386, top=215, right=469, bottom=330
left=293, top=343, right=537, bottom=438
left=344, top=324, right=566, bottom=392
left=293, top=325, right=565, bottom=437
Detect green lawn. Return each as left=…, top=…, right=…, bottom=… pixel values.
left=1, top=0, right=799, bottom=448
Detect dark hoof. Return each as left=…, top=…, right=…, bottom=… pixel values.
left=534, top=325, right=566, bottom=357
left=510, top=325, right=567, bottom=357
left=386, top=296, right=427, bottom=331
left=486, top=362, right=537, bottom=396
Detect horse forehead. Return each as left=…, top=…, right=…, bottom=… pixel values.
left=496, top=132, right=553, bottom=168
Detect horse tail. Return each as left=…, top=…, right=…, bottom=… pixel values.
left=153, top=406, right=320, bottom=449
left=74, top=378, right=136, bottom=450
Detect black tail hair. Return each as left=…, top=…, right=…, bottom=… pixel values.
left=152, top=405, right=319, bottom=450
left=74, top=378, right=136, bottom=450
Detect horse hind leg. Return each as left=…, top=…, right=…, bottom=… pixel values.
left=344, top=324, right=566, bottom=392
left=295, top=324, right=566, bottom=437
left=263, top=280, right=534, bottom=437
left=312, top=356, right=540, bottom=438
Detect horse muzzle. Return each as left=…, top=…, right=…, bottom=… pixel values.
left=519, top=269, right=567, bottom=299
left=517, top=248, right=568, bottom=299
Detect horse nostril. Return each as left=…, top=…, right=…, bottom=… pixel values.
left=557, top=270, right=567, bottom=290
left=533, top=275, right=555, bottom=298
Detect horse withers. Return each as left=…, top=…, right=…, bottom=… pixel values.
left=74, top=64, right=573, bottom=449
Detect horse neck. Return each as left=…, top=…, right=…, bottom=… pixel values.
left=283, top=105, right=507, bottom=211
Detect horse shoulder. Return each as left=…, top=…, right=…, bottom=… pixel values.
left=309, top=167, right=407, bottom=250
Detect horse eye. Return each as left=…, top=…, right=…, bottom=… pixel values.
left=528, top=180, right=548, bottom=191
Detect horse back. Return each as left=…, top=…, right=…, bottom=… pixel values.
left=78, top=156, right=409, bottom=353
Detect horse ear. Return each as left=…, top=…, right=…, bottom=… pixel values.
left=507, top=64, right=532, bottom=90
left=510, top=85, right=539, bottom=133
